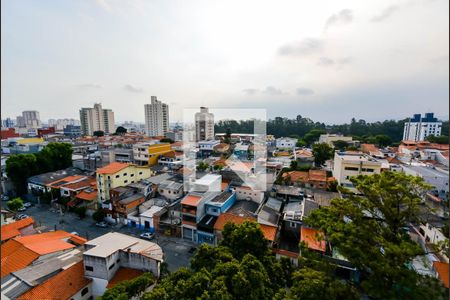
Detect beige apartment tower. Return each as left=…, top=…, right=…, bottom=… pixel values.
left=79, top=103, right=115, bottom=136
left=144, top=96, right=169, bottom=137
left=195, top=107, right=214, bottom=142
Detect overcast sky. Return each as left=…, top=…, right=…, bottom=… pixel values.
left=1, top=0, right=448, bottom=124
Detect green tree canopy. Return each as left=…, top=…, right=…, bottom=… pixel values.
left=115, top=126, right=127, bottom=135
left=306, top=171, right=446, bottom=299
left=7, top=197, right=24, bottom=211
left=331, top=140, right=349, bottom=151
left=93, top=130, right=105, bottom=137
left=425, top=135, right=449, bottom=144
left=93, top=209, right=106, bottom=222
left=160, top=138, right=174, bottom=143
left=312, top=143, right=334, bottom=166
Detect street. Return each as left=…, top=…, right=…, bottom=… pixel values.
left=10, top=204, right=195, bottom=272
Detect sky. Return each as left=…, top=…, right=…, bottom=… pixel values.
left=1, top=0, right=449, bottom=124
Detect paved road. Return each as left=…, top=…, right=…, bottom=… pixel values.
left=14, top=204, right=195, bottom=272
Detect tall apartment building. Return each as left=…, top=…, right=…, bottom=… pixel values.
left=79, top=103, right=115, bottom=136
left=16, top=111, right=41, bottom=128
left=195, top=107, right=214, bottom=142
left=403, top=113, right=442, bottom=142
left=144, top=96, right=169, bottom=137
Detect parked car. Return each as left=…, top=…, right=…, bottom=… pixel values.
left=17, top=214, right=28, bottom=220
left=139, top=232, right=155, bottom=240
left=70, top=231, right=79, bottom=236
left=17, top=207, right=27, bottom=212
left=23, top=202, right=33, bottom=208
left=1, top=195, right=9, bottom=201
left=95, top=222, right=108, bottom=228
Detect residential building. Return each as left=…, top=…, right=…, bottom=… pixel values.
left=403, top=113, right=442, bottom=142
left=27, top=167, right=85, bottom=194
left=133, top=142, right=155, bottom=166
left=276, top=137, right=297, bottom=149
left=21, top=110, right=41, bottom=129
left=82, top=232, right=163, bottom=297
left=0, top=128, right=20, bottom=139
left=148, top=143, right=172, bottom=166
left=195, top=107, right=214, bottom=142
left=233, top=143, right=250, bottom=159
left=181, top=192, right=217, bottom=242
left=198, top=140, right=220, bottom=157
left=281, top=170, right=336, bottom=190
left=318, top=134, right=353, bottom=147
left=2, top=117, right=15, bottom=128
left=15, top=116, right=25, bottom=128
left=144, top=96, right=169, bottom=137
left=157, top=178, right=184, bottom=200
left=402, top=165, right=449, bottom=198
left=165, top=131, right=183, bottom=142
left=79, top=103, right=115, bottom=136
left=138, top=205, right=167, bottom=232
left=332, top=151, right=382, bottom=192
left=1, top=217, right=36, bottom=243
left=158, top=151, right=183, bottom=169
left=234, top=185, right=265, bottom=204
left=96, top=162, right=152, bottom=203
left=63, top=125, right=82, bottom=137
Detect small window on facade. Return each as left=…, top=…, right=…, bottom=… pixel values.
left=81, top=287, right=89, bottom=296
left=139, top=172, right=143, bottom=175
left=116, top=175, right=120, bottom=178
left=130, top=174, right=134, bottom=177
left=123, top=173, right=127, bottom=176
left=124, top=180, right=128, bottom=184
left=85, top=266, right=93, bottom=271
left=109, top=263, right=115, bottom=270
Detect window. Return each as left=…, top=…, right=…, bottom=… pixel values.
left=123, top=173, right=127, bottom=176
left=124, top=180, right=128, bottom=184
left=344, top=167, right=359, bottom=171
left=115, top=175, right=120, bottom=178
left=81, top=287, right=89, bottom=296
left=85, top=266, right=93, bottom=271
left=139, top=171, right=143, bottom=175
left=130, top=174, right=134, bottom=177
left=290, top=222, right=297, bottom=228
left=109, top=263, right=115, bottom=270
left=117, top=259, right=121, bottom=263
left=362, top=168, right=374, bottom=172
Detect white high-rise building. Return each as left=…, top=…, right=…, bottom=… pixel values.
left=21, top=110, right=41, bottom=128
left=403, top=113, right=442, bottom=142
left=195, top=107, right=214, bottom=142
left=144, top=96, right=169, bottom=137
left=79, top=103, right=115, bottom=136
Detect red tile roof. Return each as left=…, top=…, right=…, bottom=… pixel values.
left=433, top=261, right=449, bottom=288
left=76, top=190, right=98, bottom=201
left=260, top=224, right=277, bottom=241
left=1, top=239, right=40, bottom=278
left=48, top=175, right=85, bottom=188
left=181, top=195, right=202, bottom=207
left=106, top=267, right=144, bottom=288
left=97, top=162, right=130, bottom=174
left=1, top=217, right=35, bottom=242
left=214, top=213, right=255, bottom=231
left=17, top=261, right=92, bottom=300
left=301, top=227, right=326, bottom=252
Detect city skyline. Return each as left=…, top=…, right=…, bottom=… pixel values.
left=2, top=0, right=448, bottom=123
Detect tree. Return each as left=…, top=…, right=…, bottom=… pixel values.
left=93, top=130, right=104, bottom=137
left=98, top=273, right=154, bottom=300
left=160, top=138, right=174, bottom=144
left=5, top=154, right=38, bottom=195
left=375, top=134, right=392, bottom=147
left=426, top=135, right=449, bottom=144
left=303, top=129, right=326, bottom=145
left=93, top=209, right=106, bottom=222
left=312, top=143, right=333, bottom=166
left=213, top=164, right=223, bottom=171
left=7, top=197, right=23, bottom=211
left=306, top=171, right=447, bottom=299
left=296, top=139, right=306, bottom=147
left=197, top=161, right=209, bottom=172
left=332, top=140, right=348, bottom=151
left=115, top=126, right=127, bottom=135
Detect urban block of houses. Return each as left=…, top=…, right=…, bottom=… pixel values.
left=281, top=169, right=336, bottom=190
left=96, top=162, right=152, bottom=203
left=27, top=167, right=85, bottom=194
left=318, top=134, right=354, bottom=147
left=233, top=143, right=250, bottom=160
left=83, top=232, right=163, bottom=297
left=158, top=151, right=183, bottom=169
left=198, top=140, right=220, bottom=158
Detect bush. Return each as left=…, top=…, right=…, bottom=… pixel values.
left=7, top=197, right=23, bottom=211
left=98, top=273, right=154, bottom=300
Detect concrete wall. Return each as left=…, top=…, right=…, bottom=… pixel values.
left=119, top=251, right=160, bottom=277
left=68, top=282, right=92, bottom=300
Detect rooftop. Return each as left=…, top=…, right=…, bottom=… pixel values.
left=301, top=227, right=326, bottom=252
left=195, top=174, right=221, bottom=186
left=208, top=191, right=233, bottom=204
left=84, top=232, right=163, bottom=261
left=181, top=194, right=202, bottom=207
left=106, top=267, right=144, bottom=289
left=140, top=206, right=166, bottom=218
left=1, top=217, right=35, bottom=242
left=16, top=261, right=91, bottom=300
left=27, top=167, right=84, bottom=186
left=433, top=261, right=449, bottom=289
left=96, top=162, right=130, bottom=174
left=227, top=200, right=259, bottom=217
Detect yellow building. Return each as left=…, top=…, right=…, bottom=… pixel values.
left=17, top=138, right=45, bottom=144
left=148, top=143, right=172, bottom=166
left=96, top=162, right=152, bottom=203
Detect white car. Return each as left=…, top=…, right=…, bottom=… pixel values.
left=23, top=202, right=33, bottom=208
left=71, top=231, right=79, bottom=236
left=17, top=207, right=27, bottom=212
left=140, top=232, right=155, bottom=240
left=17, top=214, right=28, bottom=220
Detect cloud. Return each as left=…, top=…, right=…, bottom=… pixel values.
left=78, top=83, right=103, bottom=89
left=124, top=84, right=144, bottom=93
left=317, top=57, right=335, bottom=66
left=325, top=9, right=353, bottom=29
left=263, top=86, right=287, bottom=95
left=278, top=38, right=324, bottom=57
left=242, top=87, right=287, bottom=96
left=370, top=5, right=400, bottom=22
left=338, top=57, right=353, bottom=65
left=94, top=0, right=112, bottom=11
left=242, top=88, right=259, bottom=95
left=296, top=88, right=315, bottom=96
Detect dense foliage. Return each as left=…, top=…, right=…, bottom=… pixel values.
left=98, top=272, right=154, bottom=300
left=115, top=126, right=127, bottom=135
left=215, top=116, right=449, bottom=143
left=5, top=142, right=73, bottom=195
left=312, top=143, right=334, bottom=166
left=306, top=171, right=447, bottom=299
left=7, top=197, right=24, bottom=211
left=143, top=222, right=356, bottom=300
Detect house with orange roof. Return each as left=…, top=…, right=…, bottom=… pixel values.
left=361, top=143, right=383, bottom=158
left=1, top=217, right=36, bottom=243
left=27, top=167, right=85, bottom=194
left=96, top=162, right=152, bottom=204
left=158, top=150, right=183, bottom=169
left=300, top=227, right=326, bottom=253
left=433, top=261, right=449, bottom=289
left=282, top=169, right=335, bottom=190
left=1, top=230, right=86, bottom=279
